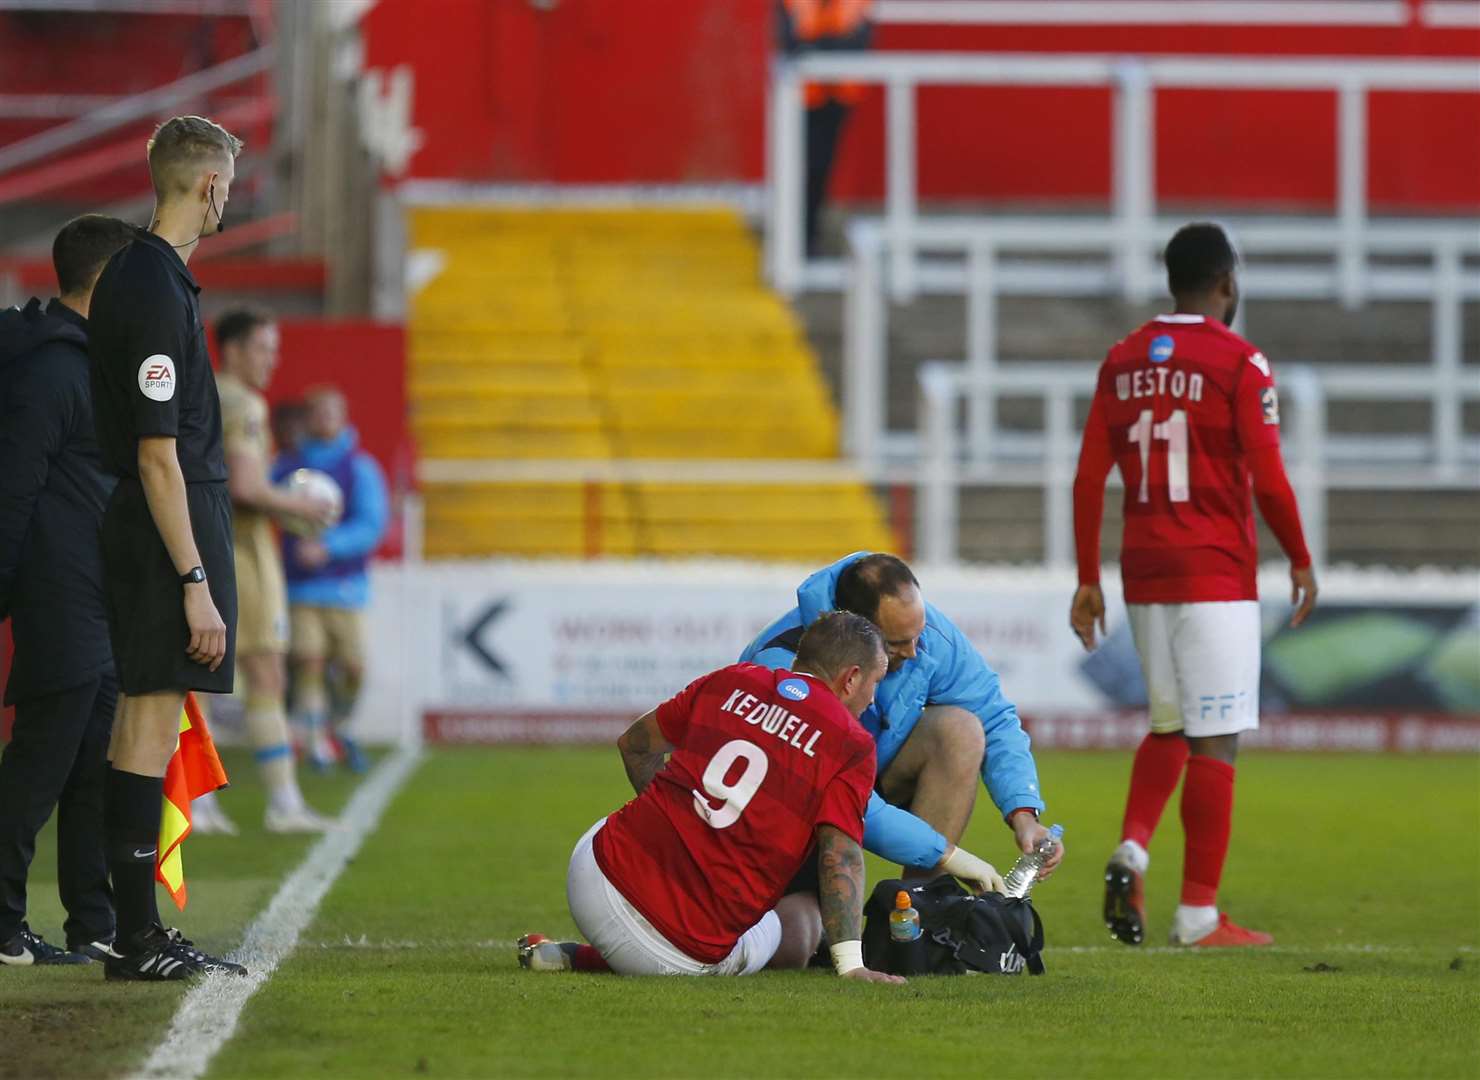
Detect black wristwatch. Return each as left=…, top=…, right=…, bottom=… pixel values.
left=179, top=566, right=206, bottom=586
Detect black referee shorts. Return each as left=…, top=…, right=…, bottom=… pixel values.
left=101, top=477, right=237, bottom=695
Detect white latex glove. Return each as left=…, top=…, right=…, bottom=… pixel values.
left=939, top=845, right=1006, bottom=895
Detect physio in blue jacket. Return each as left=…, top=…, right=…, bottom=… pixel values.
left=742, top=553, right=1064, bottom=884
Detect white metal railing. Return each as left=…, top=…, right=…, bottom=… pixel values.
left=767, top=52, right=1480, bottom=303
left=844, top=217, right=1480, bottom=473
left=871, top=2, right=1479, bottom=29
left=0, top=46, right=275, bottom=183
left=912, top=358, right=1480, bottom=567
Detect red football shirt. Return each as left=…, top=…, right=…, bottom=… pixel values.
left=1075, top=314, right=1290, bottom=604
left=592, top=663, right=876, bottom=964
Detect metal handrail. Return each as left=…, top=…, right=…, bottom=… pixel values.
left=843, top=217, right=1480, bottom=473
left=916, top=357, right=1480, bottom=565
left=767, top=51, right=1480, bottom=302
left=0, top=1, right=253, bottom=11
left=0, top=46, right=275, bottom=181
left=870, top=2, right=1466, bottom=28
left=916, top=361, right=1363, bottom=566
left=0, top=96, right=275, bottom=206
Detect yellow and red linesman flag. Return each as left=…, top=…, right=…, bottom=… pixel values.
left=155, top=692, right=229, bottom=910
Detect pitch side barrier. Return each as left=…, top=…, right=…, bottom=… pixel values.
left=914, top=358, right=1480, bottom=568
left=843, top=217, right=1480, bottom=476
left=348, top=560, right=1480, bottom=753
left=767, top=51, right=1480, bottom=302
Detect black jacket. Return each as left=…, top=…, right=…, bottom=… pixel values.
left=0, top=297, right=116, bottom=704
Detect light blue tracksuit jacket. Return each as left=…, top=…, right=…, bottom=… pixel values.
left=740, top=552, right=1046, bottom=869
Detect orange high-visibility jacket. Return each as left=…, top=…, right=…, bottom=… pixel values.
left=781, top=0, right=873, bottom=107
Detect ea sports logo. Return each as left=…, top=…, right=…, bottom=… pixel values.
left=138, top=355, right=176, bottom=402
left=778, top=677, right=810, bottom=702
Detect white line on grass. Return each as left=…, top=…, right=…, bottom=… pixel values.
left=1058, top=944, right=1476, bottom=955
left=133, top=746, right=424, bottom=1080
left=295, top=938, right=1476, bottom=956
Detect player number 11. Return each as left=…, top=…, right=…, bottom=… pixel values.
left=1127, top=408, right=1190, bottom=503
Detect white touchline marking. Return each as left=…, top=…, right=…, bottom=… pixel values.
left=1057, top=944, right=1476, bottom=955
left=301, top=939, right=1476, bottom=957
left=132, top=747, right=424, bottom=1080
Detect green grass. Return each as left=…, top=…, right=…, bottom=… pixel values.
left=0, top=751, right=370, bottom=1080
left=5, top=748, right=1478, bottom=1079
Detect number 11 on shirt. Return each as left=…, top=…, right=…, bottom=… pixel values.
left=1127, top=409, right=1190, bottom=503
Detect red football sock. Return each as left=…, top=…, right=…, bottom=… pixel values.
left=572, top=944, right=611, bottom=973
left=1120, top=732, right=1190, bottom=849
left=1180, top=755, right=1237, bottom=907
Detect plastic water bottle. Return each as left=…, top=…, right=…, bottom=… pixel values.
left=889, top=890, right=922, bottom=942
left=887, top=889, right=926, bottom=974
left=1001, top=823, right=1065, bottom=899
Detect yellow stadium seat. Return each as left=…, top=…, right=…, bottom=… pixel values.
left=406, top=205, right=893, bottom=561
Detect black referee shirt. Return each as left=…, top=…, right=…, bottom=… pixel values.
left=88, top=227, right=226, bottom=483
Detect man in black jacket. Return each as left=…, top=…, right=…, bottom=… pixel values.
left=0, top=214, right=134, bottom=965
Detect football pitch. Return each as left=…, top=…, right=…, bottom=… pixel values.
left=5, top=746, right=1477, bottom=1080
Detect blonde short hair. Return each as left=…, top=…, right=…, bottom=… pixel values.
left=147, top=115, right=243, bottom=200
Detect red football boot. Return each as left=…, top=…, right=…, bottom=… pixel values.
left=1179, top=913, right=1274, bottom=948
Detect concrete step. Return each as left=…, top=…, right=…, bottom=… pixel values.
left=795, top=292, right=1480, bottom=435
left=794, top=282, right=1479, bottom=567
left=942, top=486, right=1480, bottom=567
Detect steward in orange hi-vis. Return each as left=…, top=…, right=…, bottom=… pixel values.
left=155, top=693, right=229, bottom=909
left=778, top=0, right=875, bottom=255
left=780, top=0, right=873, bottom=107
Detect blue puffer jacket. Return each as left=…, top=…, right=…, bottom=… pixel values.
left=740, top=552, right=1046, bottom=869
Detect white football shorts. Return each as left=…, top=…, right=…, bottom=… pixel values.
left=566, top=819, right=781, bottom=977
left=1127, top=600, right=1262, bottom=738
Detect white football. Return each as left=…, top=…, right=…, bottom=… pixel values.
left=278, top=468, right=344, bottom=537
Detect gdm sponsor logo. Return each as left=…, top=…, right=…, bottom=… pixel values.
left=777, top=677, right=811, bottom=702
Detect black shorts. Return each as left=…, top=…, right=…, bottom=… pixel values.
left=101, top=477, right=237, bottom=696
left=785, top=852, right=821, bottom=897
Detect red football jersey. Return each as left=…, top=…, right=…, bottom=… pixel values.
left=1080, top=314, right=1285, bottom=603
left=592, top=663, right=876, bottom=964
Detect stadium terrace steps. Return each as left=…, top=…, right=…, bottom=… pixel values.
left=950, top=485, right=1480, bottom=568
left=1325, top=490, right=1480, bottom=567
left=423, top=480, right=892, bottom=560
left=407, top=206, right=892, bottom=560
left=796, top=291, right=1480, bottom=568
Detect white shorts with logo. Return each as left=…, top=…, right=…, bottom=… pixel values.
left=566, top=819, right=781, bottom=976
left=1127, top=601, right=1262, bottom=738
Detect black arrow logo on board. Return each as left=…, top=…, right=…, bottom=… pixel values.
left=460, top=598, right=511, bottom=677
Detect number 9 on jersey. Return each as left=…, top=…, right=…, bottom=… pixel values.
left=691, top=740, right=769, bottom=830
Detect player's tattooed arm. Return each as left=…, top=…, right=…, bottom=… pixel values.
left=816, top=824, right=866, bottom=945
left=617, top=710, right=673, bottom=795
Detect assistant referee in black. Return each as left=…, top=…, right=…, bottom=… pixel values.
left=88, top=115, right=247, bottom=980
